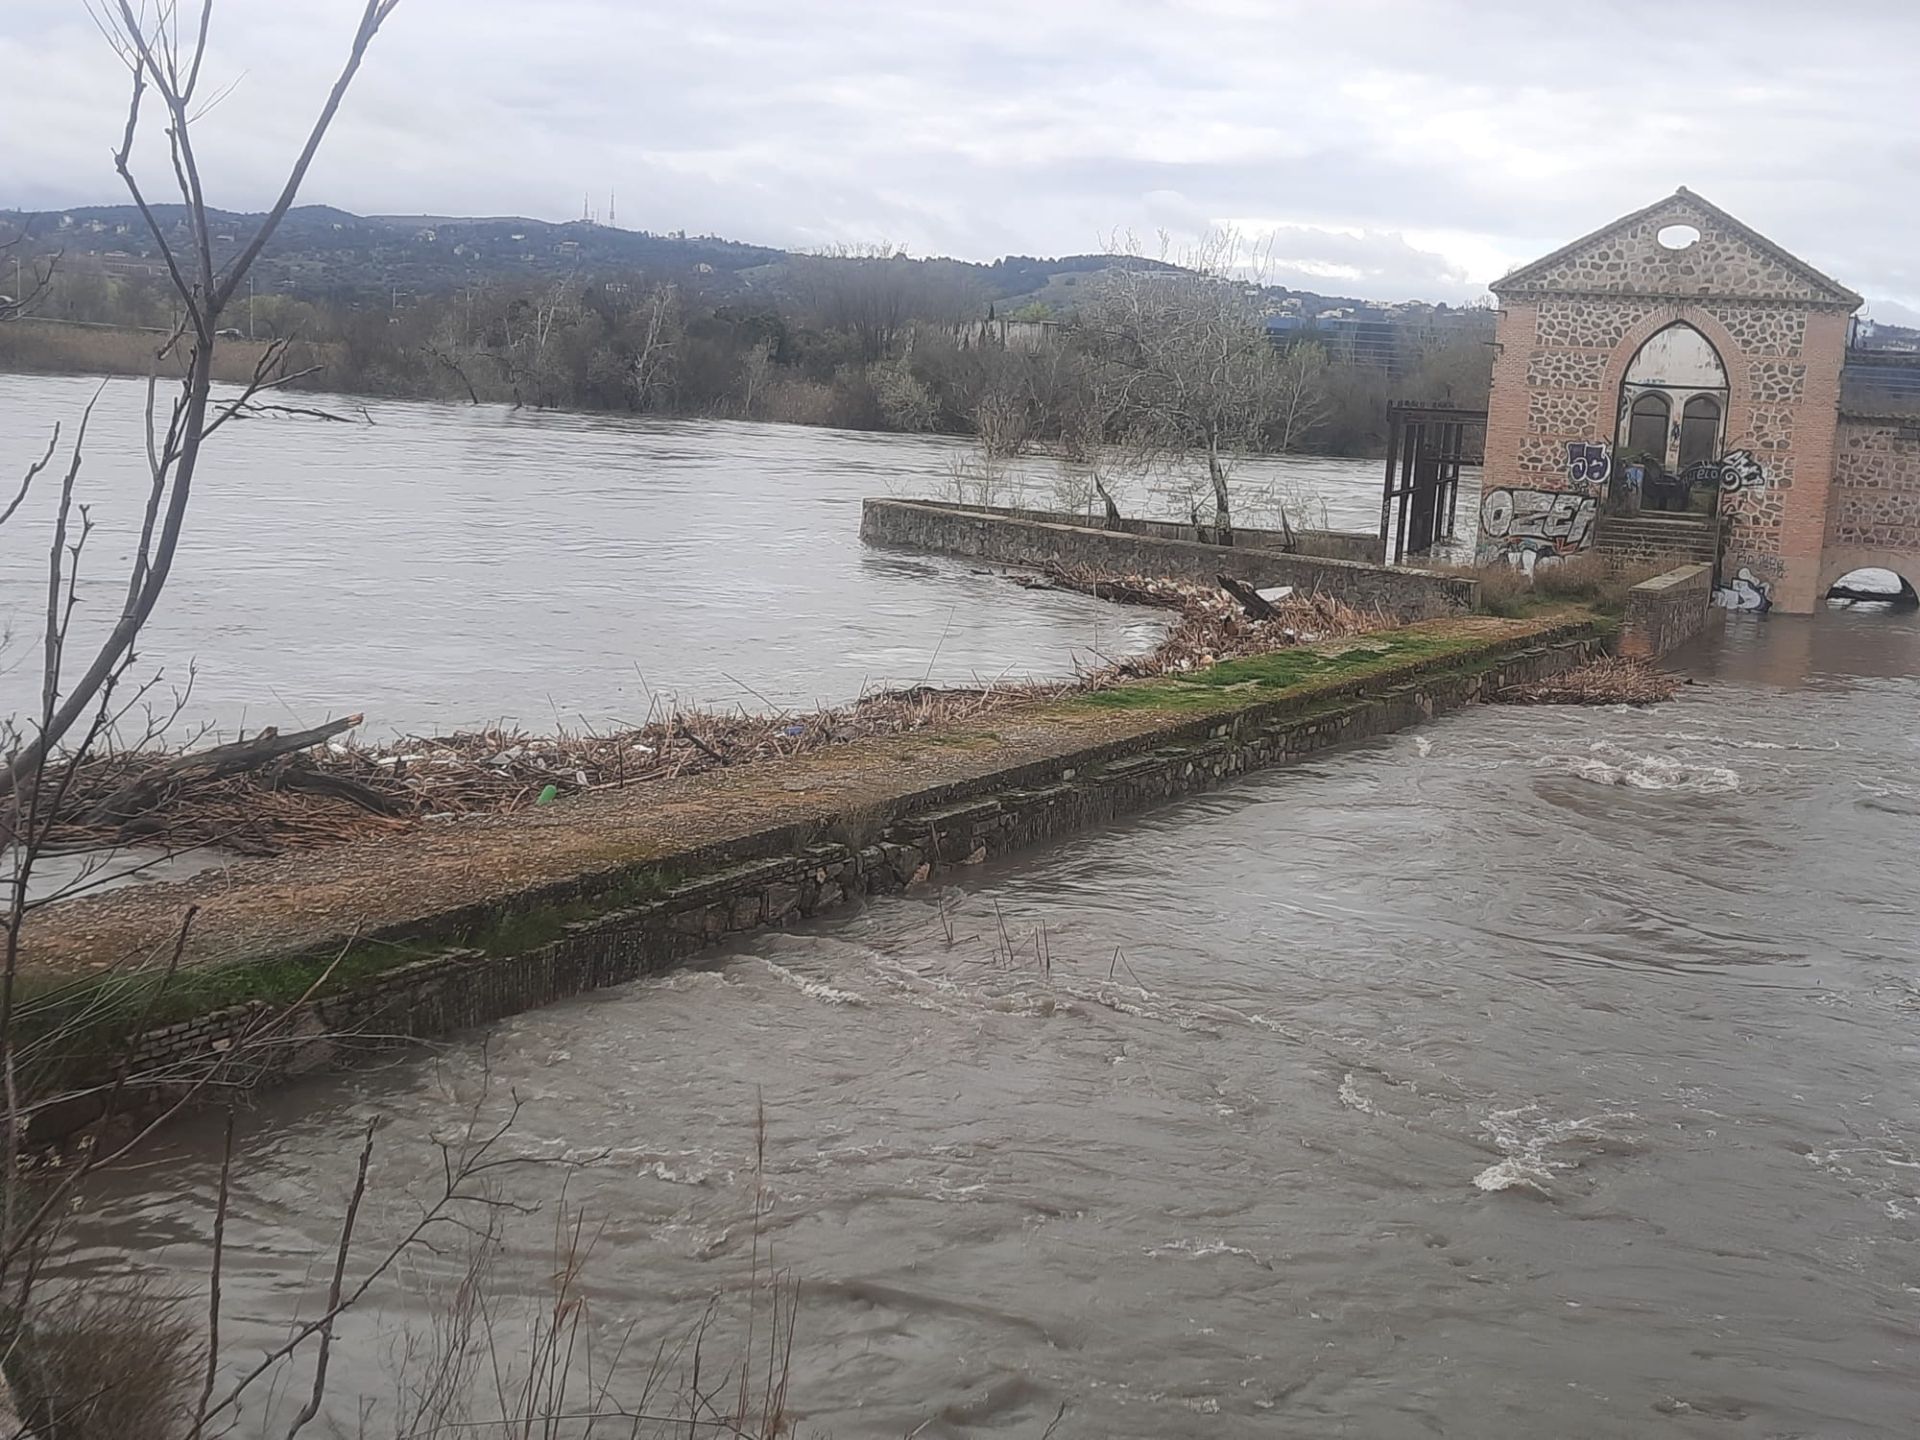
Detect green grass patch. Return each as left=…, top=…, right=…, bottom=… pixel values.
left=1064, top=628, right=1491, bottom=714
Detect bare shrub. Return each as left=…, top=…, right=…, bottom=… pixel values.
left=758, top=375, right=838, bottom=427
left=1442, top=553, right=1667, bottom=618
left=1534, top=553, right=1664, bottom=612
left=9, top=1279, right=200, bottom=1440
left=1464, top=560, right=1535, bottom=617
left=871, top=353, right=937, bottom=432
left=940, top=449, right=1015, bottom=508
left=971, top=383, right=1033, bottom=458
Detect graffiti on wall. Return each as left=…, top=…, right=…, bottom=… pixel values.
left=1717, top=449, right=1767, bottom=493
left=1712, top=567, right=1773, bottom=612
left=1479, top=487, right=1599, bottom=571
left=1680, top=450, right=1768, bottom=499
left=1712, top=553, right=1780, bottom=612
left=1566, top=441, right=1611, bottom=490
left=1620, top=463, right=1646, bottom=507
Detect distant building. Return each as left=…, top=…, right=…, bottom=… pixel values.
left=1482, top=187, right=1920, bottom=611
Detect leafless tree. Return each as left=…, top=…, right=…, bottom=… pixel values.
left=0, top=1, right=401, bottom=807
left=0, top=8, right=821, bottom=1435
left=1072, top=231, right=1289, bottom=546
left=624, top=281, right=680, bottom=411
left=737, top=335, right=776, bottom=419
left=793, top=244, right=982, bottom=363
left=1269, top=339, right=1330, bottom=456
left=498, top=271, right=583, bottom=407
left=1039, top=348, right=1127, bottom=524
left=0, top=0, right=398, bottom=1421
left=0, top=219, right=61, bottom=323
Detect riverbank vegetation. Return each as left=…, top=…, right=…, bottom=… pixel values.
left=1451, top=553, right=1667, bottom=620
left=0, top=237, right=1491, bottom=460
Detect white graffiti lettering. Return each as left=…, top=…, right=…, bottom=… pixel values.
left=1480, top=488, right=1597, bottom=550
left=1717, top=449, right=1767, bottom=493
left=1712, top=567, right=1773, bottom=612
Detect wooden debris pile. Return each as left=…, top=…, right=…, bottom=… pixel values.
left=1023, top=561, right=1382, bottom=675
left=29, top=567, right=1382, bottom=859
left=1495, top=657, right=1684, bottom=707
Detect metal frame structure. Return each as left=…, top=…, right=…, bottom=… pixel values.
left=1379, top=403, right=1486, bottom=564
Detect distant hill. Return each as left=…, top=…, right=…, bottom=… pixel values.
left=0, top=202, right=1442, bottom=322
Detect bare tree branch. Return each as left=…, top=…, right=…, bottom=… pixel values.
left=0, top=0, right=403, bottom=802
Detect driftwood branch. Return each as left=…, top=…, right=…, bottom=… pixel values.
left=82, top=714, right=363, bottom=824
left=268, top=756, right=407, bottom=815
left=1217, top=573, right=1279, bottom=621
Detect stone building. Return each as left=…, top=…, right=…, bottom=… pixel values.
left=1480, top=188, right=1920, bottom=612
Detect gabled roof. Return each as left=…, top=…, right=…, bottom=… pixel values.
left=1492, top=188, right=1862, bottom=309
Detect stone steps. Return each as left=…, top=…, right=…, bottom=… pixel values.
left=1596, top=514, right=1721, bottom=565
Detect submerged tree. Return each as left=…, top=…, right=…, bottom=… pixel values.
left=1072, top=232, right=1293, bottom=546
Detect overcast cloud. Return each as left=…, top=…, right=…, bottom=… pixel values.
left=2, top=0, right=1915, bottom=317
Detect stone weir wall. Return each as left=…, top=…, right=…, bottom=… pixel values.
left=1618, top=563, right=1717, bottom=659
left=898, top=499, right=1382, bottom=563
left=861, top=499, right=1476, bottom=620
left=79, top=625, right=1601, bottom=1136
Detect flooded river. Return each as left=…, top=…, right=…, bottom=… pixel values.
left=0, top=374, right=1390, bottom=737
left=69, top=605, right=1920, bottom=1438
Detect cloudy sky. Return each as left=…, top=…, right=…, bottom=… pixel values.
left=3, top=0, right=1916, bottom=317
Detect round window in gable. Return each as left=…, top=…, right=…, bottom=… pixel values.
left=1657, top=224, right=1702, bottom=251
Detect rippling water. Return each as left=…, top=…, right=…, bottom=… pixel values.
left=0, top=374, right=1392, bottom=737
left=68, top=607, right=1920, bottom=1437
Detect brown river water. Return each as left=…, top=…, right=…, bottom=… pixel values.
left=61, top=604, right=1920, bottom=1438
left=0, top=373, right=1399, bottom=737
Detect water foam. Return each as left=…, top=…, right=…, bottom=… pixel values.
left=1337, top=1072, right=1379, bottom=1115
left=1472, top=1105, right=1642, bottom=1197
left=1146, top=1238, right=1272, bottom=1267
left=1541, top=741, right=1740, bottom=794
left=759, top=958, right=866, bottom=1006
left=1655, top=730, right=1839, bottom=753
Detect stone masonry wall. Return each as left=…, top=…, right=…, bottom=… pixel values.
left=1820, top=417, right=1920, bottom=588
left=65, top=626, right=1604, bottom=1140
left=901, top=499, right=1381, bottom=563
left=1483, top=191, right=1862, bottom=610
left=1510, top=193, right=1843, bottom=304
left=1484, top=295, right=1846, bottom=598
left=1619, top=563, right=1717, bottom=659
left=861, top=500, right=1474, bottom=619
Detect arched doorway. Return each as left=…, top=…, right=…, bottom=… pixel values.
left=1617, top=323, right=1729, bottom=513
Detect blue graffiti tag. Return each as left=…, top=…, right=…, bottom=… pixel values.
left=1565, top=441, right=1611, bottom=489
